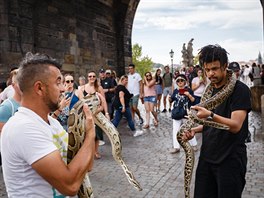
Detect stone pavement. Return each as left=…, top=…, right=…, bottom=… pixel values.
left=0, top=105, right=263, bottom=198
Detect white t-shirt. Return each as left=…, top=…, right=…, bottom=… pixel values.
left=1, top=107, right=69, bottom=198
left=127, top=72, right=142, bottom=96
left=192, top=77, right=206, bottom=97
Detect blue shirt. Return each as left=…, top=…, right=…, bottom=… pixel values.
left=0, top=98, right=20, bottom=122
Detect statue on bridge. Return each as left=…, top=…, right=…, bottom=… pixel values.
left=181, top=38, right=194, bottom=67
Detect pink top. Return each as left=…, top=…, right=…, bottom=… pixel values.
left=144, top=84, right=156, bottom=97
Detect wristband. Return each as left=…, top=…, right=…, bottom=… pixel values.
left=105, top=112, right=109, bottom=115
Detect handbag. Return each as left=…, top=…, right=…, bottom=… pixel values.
left=171, top=98, right=187, bottom=120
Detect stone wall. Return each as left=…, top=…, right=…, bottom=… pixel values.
left=250, top=85, right=264, bottom=112
left=0, top=0, right=140, bottom=81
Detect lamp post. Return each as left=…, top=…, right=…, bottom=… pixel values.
left=169, top=49, right=174, bottom=74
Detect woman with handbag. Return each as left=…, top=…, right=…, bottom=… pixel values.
left=169, top=74, right=198, bottom=154
left=111, top=75, right=143, bottom=137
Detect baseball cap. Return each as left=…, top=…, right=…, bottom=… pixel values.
left=99, top=68, right=105, bottom=73
left=228, top=62, right=240, bottom=71
left=106, top=69, right=111, bottom=74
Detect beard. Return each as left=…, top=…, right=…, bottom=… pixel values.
left=44, top=89, right=60, bottom=112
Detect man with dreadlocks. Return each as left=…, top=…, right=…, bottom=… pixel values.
left=183, top=44, right=251, bottom=198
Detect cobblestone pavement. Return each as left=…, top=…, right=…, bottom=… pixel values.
left=0, top=105, right=263, bottom=198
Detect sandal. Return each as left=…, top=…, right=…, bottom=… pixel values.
left=95, top=152, right=101, bottom=159
left=143, top=125, right=149, bottom=129
left=154, top=119, right=158, bottom=127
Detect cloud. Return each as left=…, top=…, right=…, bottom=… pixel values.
left=134, top=1, right=262, bottom=30
left=132, top=0, right=263, bottom=64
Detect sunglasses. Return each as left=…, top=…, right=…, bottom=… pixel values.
left=176, top=79, right=185, bottom=83
left=88, top=75, right=96, bottom=78
left=65, top=80, right=74, bottom=83
left=145, top=74, right=151, bottom=77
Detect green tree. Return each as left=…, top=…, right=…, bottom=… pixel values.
left=132, top=43, right=153, bottom=77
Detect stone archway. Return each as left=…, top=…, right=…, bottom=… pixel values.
left=0, top=0, right=140, bottom=81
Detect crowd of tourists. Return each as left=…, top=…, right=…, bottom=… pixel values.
left=0, top=45, right=257, bottom=197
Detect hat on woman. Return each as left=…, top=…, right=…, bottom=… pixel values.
left=175, top=74, right=187, bottom=82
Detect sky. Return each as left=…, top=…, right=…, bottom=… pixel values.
left=132, top=0, right=263, bottom=66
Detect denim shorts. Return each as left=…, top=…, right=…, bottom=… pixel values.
left=144, top=96, right=157, bottom=103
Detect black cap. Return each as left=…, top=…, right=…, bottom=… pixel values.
left=99, top=68, right=105, bottom=73
left=228, top=62, right=240, bottom=71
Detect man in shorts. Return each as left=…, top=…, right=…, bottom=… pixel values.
left=127, top=63, right=144, bottom=124
left=162, top=65, right=173, bottom=112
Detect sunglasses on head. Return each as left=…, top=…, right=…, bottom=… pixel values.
left=176, top=79, right=185, bottom=83
left=65, top=80, right=74, bottom=83
left=88, top=75, right=96, bottom=78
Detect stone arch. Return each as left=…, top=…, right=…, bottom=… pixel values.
left=0, top=0, right=140, bottom=81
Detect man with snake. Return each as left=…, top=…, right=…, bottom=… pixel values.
left=1, top=52, right=95, bottom=197
left=184, top=44, right=251, bottom=198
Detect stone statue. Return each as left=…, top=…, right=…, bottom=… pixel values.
left=181, top=38, right=194, bottom=67
left=181, top=43, right=188, bottom=62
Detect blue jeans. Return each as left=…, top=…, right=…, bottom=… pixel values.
left=112, top=107, right=135, bottom=131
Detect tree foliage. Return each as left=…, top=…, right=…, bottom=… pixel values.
left=132, top=43, right=153, bottom=77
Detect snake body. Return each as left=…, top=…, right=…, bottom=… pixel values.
left=67, top=93, right=142, bottom=198
left=177, top=70, right=237, bottom=198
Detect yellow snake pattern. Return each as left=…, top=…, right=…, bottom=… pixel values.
left=177, top=70, right=237, bottom=198
left=67, top=93, right=142, bottom=198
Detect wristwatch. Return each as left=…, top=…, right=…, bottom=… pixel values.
left=208, top=111, right=214, bottom=120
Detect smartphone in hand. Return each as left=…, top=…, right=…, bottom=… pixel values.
left=179, top=89, right=186, bottom=95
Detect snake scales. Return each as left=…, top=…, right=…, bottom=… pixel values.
left=67, top=93, right=142, bottom=198
left=177, top=70, right=237, bottom=198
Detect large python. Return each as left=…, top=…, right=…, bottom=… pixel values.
left=176, top=70, right=237, bottom=198
left=67, top=93, right=142, bottom=198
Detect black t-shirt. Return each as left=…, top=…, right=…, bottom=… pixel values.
left=155, top=75, right=163, bottom=85
left=200, top=80, right=251, bottom=164
left=100, top=77, right=115, bottom=102
left=112, top=85, right=133, bottom=109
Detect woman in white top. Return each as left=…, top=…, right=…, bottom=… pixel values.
left=191, top=67, right=208, bottom=105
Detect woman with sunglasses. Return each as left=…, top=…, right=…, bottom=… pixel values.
left=142, top=72, right=158, bottom=128
left=78, top=71, right=109, bottom=159
left=169, top=74, right=198, bottom=154
left=54, top=74, right=82, bottom=131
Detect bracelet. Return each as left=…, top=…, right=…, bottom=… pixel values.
left=53, top=112, right=58, bottom=117
left=57, top=109, right=62, bottom=112
left=105, top=112, right=109, bottom=115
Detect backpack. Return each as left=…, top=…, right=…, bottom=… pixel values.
left=171, top=96, right=188, bottom=120
left=163, top=73, right=173, bottom=82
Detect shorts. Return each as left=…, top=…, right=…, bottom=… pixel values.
left=144, top=96, right=157, bottom=104
left=163, top=86, right=172, bottom=96
left=155, top=84, right=163, bottom=95
left=129, top=94, right=140, bottom=107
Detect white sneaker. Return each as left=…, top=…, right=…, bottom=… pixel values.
left=99, top=140, right=105, bottom=146
left=133, top=130, right=143, bottom=137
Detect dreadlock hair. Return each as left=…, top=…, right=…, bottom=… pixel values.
left=198, top=44, right=229, bottom=68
